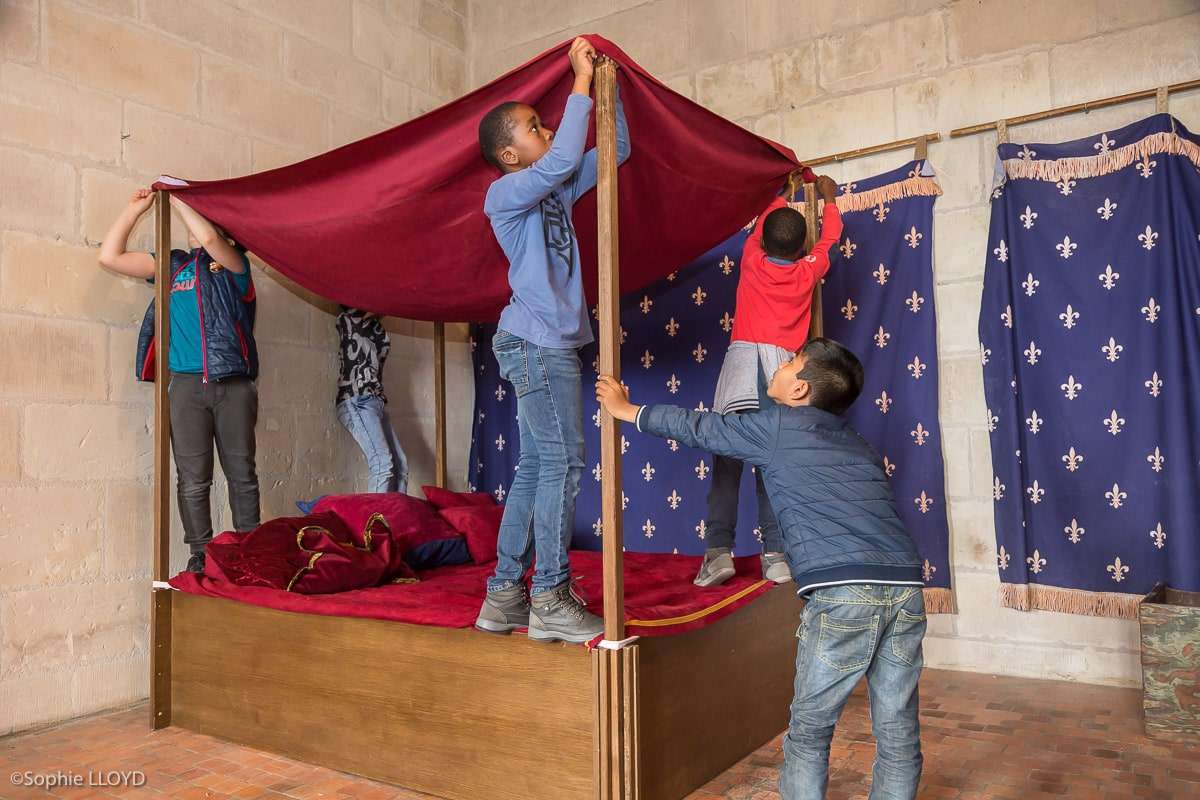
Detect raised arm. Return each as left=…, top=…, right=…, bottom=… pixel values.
left=596, top=376, right=779, bottom=467
left=807, top=175, right=844, bottom=277
left=171, top=196, right=247, bottom=273
left=98, top=189, right=156, bottom=279
left=566, top=74, right=631, bottom=204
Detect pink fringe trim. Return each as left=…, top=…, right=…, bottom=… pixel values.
left=834, top=175, right=943, bottom=214
left=1003, top=130, right=1200, bottom=182
left=924, top=587, right=956, bottom=615
left=999, top=582, right=1142, bottom=619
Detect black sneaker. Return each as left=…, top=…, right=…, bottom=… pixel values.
left=186, top=552, right=206, bottom=574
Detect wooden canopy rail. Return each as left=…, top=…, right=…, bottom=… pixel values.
left=801, top=132, right=940, bottom=168
left=950, top=79, right=1200, bottom=138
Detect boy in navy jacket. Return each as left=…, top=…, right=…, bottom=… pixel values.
left=597, top=338, right=925, bottom=800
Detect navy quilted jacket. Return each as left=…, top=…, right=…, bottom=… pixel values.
left=635, top=402, right=922, bottom=595
left=135, top=248, right=259, bottom=382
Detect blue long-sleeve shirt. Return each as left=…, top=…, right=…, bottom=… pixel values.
left=485, top=89, right=631, bottom=349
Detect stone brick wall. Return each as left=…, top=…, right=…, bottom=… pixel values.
left=0, top=0, right=470, bottom=735
left=468, top=0, right=1200, bottom=688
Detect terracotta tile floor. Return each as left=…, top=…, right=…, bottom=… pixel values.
left=1, top=668, right=1196, bottom=799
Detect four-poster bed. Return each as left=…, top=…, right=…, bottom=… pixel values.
left=146, top=40, right=810, bottom=799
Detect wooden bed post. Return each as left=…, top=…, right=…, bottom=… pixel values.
left=433, top=321, right=447, bottom=488
left=804, top=183, right=823, bottom=339
left=151, top=190, right=173, bottom=729
left=591, top=57, right=639, bottom=800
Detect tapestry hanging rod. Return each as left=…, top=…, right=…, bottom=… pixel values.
left=801, top=132, right=941, bottom=168
left=950, top=78, right=1200, bottom=138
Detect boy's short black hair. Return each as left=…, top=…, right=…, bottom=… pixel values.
left=762, top=206, right=807, bottom=259
left=478, top=101, right=522, bottom=171
left=796, top=337, right=864, bottom=415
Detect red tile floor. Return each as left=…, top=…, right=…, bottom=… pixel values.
left=1, top=669, right=1197, bottom=799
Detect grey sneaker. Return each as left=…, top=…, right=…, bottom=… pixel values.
left=693, top=547, right=735, bottom=587
left=528, top=583, right=603, bottom=644
left=761, top=552, right=792, bottom=584
left=474, top=585, right=530, bottom=634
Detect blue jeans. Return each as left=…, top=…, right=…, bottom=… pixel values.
left=780, top=584, right=926, bottom=800
left=488, top=330, right=584, bottom=595
left=336, top=395, right=409, bottom=494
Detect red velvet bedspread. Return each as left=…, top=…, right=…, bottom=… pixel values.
left=169, top=550, right=778, bottom=642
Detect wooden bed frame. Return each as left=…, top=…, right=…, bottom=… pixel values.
left=149, top=62, right=814, bottom=799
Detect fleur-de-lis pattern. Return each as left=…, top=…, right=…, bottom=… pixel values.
left=471, top=161, right=951, bottom=588
left=1098, top=265, right=1120, bottom=290
left=1138, top=225, right=1158, bottom=251
left=1056, top=235, right=1077, bottom=259
left=1101, top=337, right=1123, bottom=363
left=1145, top=371, right=1162, bottom=397
left=980, top=115, right=1199, bottom=609
left=1022, top=272, right=1039, bottom=297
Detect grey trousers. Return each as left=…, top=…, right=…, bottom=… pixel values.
left=168, top=373, right=261, bottom=553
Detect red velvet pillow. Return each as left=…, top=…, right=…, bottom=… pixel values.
left=439, top=505, right=505, bottom=565
left=314, top=492, right=458, bottom=543
left=421, top=485, right=497, bottom=510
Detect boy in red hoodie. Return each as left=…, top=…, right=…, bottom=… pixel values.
left=696, top=174, right=843, bottom=587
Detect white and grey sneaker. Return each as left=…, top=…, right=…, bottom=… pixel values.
left=528, top=583, right=603, bottom=644
left=474, top=585, right=530, bottom=634
left=693, top=547, right=735, bottom=587
left=761, top=552, right=792, bottom=584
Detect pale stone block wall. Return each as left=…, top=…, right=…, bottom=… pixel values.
left=467, top=0, right=1200, bottom=688
left=0, top=0, right=470, bottom=735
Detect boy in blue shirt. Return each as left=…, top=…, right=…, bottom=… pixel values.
left=597, top=339, right=925, bottom=800
left=474, top=37, right=631, bottom=643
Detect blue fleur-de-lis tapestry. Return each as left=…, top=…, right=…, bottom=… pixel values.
left=823, top=160, right=952, bottom=612
left=979, top=113, right=1200, bottom=618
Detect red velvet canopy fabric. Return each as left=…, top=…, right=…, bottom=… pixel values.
left=153, top=36, right=799, bottom=321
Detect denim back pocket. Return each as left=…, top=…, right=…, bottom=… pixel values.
left=816, top=612, right=879, bottom=673
left=492, top=332, right=529, bottom=395
left=888, top=608, right=927, bottom=667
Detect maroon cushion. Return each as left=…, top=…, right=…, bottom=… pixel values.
left=421, top=485, right=497, bottom=510
left=439, top=505, right=505, bottom=565
left=313, top=492, right=459, bottom=552
left=204, top=511, right=414, bottom=593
